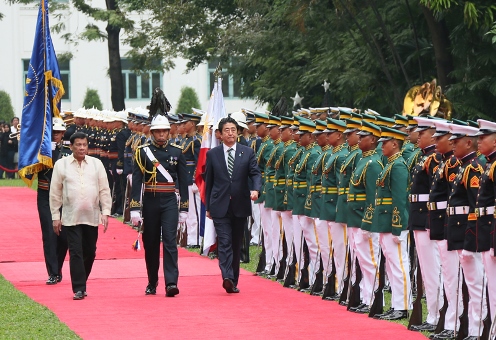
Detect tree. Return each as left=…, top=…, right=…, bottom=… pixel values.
left=0, top=90, right=15, bottom=123
left=82, top=88, right=103, bottom=110
left=176, top=87, right=201, bottom=114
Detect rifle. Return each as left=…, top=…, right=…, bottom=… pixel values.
left=369, top=250, right=385, bottom=318
left=408, top=255, right=424, bottom=329
left=481, top=279, right=490, bottom=340
left=310, top=252, right=323, bottom=295
left=434, top=288, right=448, bottom=334
left=276, top=231, right=287, bottom=280
left=456, top=274, right=469, bottom=340
left=123, top=176, right=131, bottom=223
left=298, top=240, right=310, bottom=290
left=322, top=251, right=337, bottom=300
left=347, top=258, right=362, bottom=310
left=339, top=246, right=352, bottom=305
left=283, top=240, right=296, bottom=287
left=255, top=232, right=266, bottom=274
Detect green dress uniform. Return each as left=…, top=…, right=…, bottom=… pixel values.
left=401, top=141, right=415, bottom=161
left=305, top=144, right=332, bottom=218
left=335, top=144, right=361, bottom=224
left=320, top=143, right=348, bottom=221
left=254, top=136, right=274, bottom=204
left=265, top=138, right=284, bottom=210
left=274, top=140, right=297, bottom=212
left=293, top=143, right=321, bottom=216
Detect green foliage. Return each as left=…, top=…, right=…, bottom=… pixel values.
left=82, top=88, right=103, bottom=110
left=176, top=87, right=201, bottom=114
left=0, top=90, right=15, bottom=124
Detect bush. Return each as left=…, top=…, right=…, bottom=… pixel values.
left=176, top=86, right=201, bottom=114
left=82, top=88, right=103, bottom=110
left=0, top=90, right=15, bottom=123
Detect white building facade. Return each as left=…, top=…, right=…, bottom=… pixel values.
left=0, top=1, right=264, bottom=118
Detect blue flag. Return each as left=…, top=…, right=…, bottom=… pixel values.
left=19, top=0, right=64, bottom=186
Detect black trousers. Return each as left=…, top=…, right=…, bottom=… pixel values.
left=110, top=159, right=124, bottom=215
left=65, top=225, right=99, bottom=293
left=142, top=192, right=179, bottom=287
left=37, top=189, right=68, bottom=277
left=212, top=202, right=246, bottom=286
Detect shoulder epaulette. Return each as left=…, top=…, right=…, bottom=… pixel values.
left=137, top=143, right=150, bottom=149
left=423, top=153, right=439, bottom=174
left=171, top=143, right=183, bottom=150
left=488, top=161, right=496, bottom=182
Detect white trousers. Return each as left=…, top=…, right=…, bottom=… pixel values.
left=379, top=231, right=411, bottom=311
left=437, top=240, right=462, bottom=331
left=270, top=210, right=283, bottom=273
left=260, top=205, right=273, bottom=271
left=186, top=185, right=201, bottom=245
left=250, top=201, right=261, bottom=244
left=315, top=219, right=331, bottom=279
left=281, top=211, right=294, bottom=266
left=293, top=214, right=304, bottom=281
left=482, top=249, right=496, bottom=329
left=329, top=222, right=348, bottom=293
left=414, top=230, right=443, bottom=325
left=299, top=215, right=319, bottom=285
left=458, top=250, right=488, bottom=337
left=355, top=229, right=380, bottom=305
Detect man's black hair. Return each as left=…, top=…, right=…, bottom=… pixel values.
left=218, top=116, right=239, bottom=132
left=70, top=132, right=88, bottom=145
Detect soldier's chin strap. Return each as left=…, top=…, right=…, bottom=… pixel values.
left=143, top=146, right=174, bottom=183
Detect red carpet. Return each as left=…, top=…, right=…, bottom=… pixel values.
left=0, top=187, right=426, bottom=339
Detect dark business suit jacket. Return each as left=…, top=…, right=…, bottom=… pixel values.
left=205, top=143, right=262, bottom=218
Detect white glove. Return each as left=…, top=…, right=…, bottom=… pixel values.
left=116, top=169, right=123, bottom=175
left=179, top=212, right=188, bottom=223
left=130, top=211, right=142, bottom=226
left=362, top=230, right=372, bottom=240
left=392, top=235, right=401, bottom=244
left=192, top=183, right=199, bottom=193
left=127, top=174, right=132, bottom=186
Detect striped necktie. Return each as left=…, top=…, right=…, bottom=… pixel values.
left=227, top=148, right=234, bottom=177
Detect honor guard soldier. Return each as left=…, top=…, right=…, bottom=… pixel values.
left=447, top=123, right=487, bottom=339
left=167, top=114, right=182, bottom=144
left=405, top=115, right=421, bottom=174
left=180, top=112, right=203, bottom=247
left=348, top=121, right=383, bottom=314
left=427, top=120, right=463, bottom=339
left=320, top=119, right=348, bottom=296
left=111, top=111, right=130, bottom=216
left=371, top=126, right=411, bottom=321
left=476, top=119, right=496, bottom=330
left=253, top=112, right=275, bottom=274
left=37, top=118, right=69, bottom=285
left=293, top=118, right=321, bottom=289
left=130, top=108, right=188, bottom=297
left=392, top=114, right=415, bottom=161
left=409, top=117, right=443, bottom=331
left=327, top=118, right=362, bottom=301
left=303, top=119, right=331, bottom=293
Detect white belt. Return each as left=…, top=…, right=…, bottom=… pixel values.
left=143, top=147, right=174, bottom=183
left=409, top=194, right=429, bottom=203
left=475, top=207, right=495, bottom=217
left=446, top=206, right=470, bottom=216
left=427, top=201, right=447, bottom=211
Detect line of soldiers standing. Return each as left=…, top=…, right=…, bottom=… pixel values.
left=242, top=106, right=496, bottom=340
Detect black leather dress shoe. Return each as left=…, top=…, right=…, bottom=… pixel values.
left=373, top=308, right=394, bottom=319
left=223, top=278, right=235, bottom=293
left=410, top=322, right=437, bottom=332
left=56, top=274, right=62, bottom=283
left=380, top=309, right=408, bottom=320
left=46, top=275, right=58, bottom=285
left=354, top=305, right=370, bottom=314
left=145, top=282, right=158, bottom=295
left=73, top=291, right=85, bottom=300
left=431, top=330, right=455, bottom=340
left=323, top=293, right=340, bottom=301
left=166, top=284, right=179, bottom=297
left=231, top=287, right=240, bottom=293
left=349, top=302, right=366, bottom=312
left=461, top=337, right=478, bottom=340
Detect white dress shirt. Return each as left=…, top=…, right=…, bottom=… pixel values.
left=50, top=154, right=111, bottom=227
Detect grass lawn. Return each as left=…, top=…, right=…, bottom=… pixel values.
left=0, top=178, right=34, bottom=188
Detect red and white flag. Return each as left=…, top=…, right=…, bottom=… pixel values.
left=195, top=77, right=226, bottom=255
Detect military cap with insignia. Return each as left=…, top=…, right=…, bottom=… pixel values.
left=451, top=118, right=469, bottom=126
left=375, top=116, right=395, bottom=128
left=406, top=115, right=418, bottom=131
left=392, top=114, right=409, bottom=128
left=448, top=123, right=479, bottom=140
left=476, top=119, right=496, bottom=136
left=296, top=118, right=316, bottom=134
left=357, top=120, right=381, bottom=137
left=280, top=115, right=294, bottom=128
left=310, top=107, right=329, bottom=114
left=413, top=116, right=436, bottom=132
left=378, top=126, right=408, bottom=142
left=252, top=112, right=269, bottom=126
left=290, top=115, right=302, bottom=130
left=312, top=119, right=328, bottom=134
left=324, top=118, right=346, bottom=133
left=343, top=118, right=361, bottom=134
left=364, top=108, right=380, bottom=116
left=467, top=120, right=479, bottom=128
left=361, top=113, right=377, bottom=123
left=337, top=107, right=353, bottom=120
left=182, top=112, right=202, bottom=123
left=432, top=120, right=451, bottom=137
left=266, top=114, right=281, bottom=128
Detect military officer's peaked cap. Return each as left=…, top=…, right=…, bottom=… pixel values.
left=392, top=114, right=409, bottom=128
left=330, top=107, right=340, bottom=113
left=324, top=118, right=346, bottom=133
left=252, top=112, right=269, bottom=126
left=361, top=113, right=377, bottom=123
left=364, top=108, right=380, bottom=116
left=167, top=113, right=180, bottom=123
left=338, top=107, right=353, bottom=120
left=413, top=116, right=436, bottom=132
left=182, top=112, right=202, bottom=123
left=451, top=118, right=468, bottom=126
left=378, top=126, right=408, bottom=142
left=467, top=120, right=479, bottom=128
left=296, top=118, right=316, bottom=134
left=310, top=107, right=329, bottom=114
left=245, top=112, right=255, bottom=123
left=312, top=119, right=328, bottom=134
left=280, top=115, right=294, bottom=128
left=406, top=115, right=418, bottom=130
left=476, top=119, right=496, bottom=136
left=448, top=124, right=479, bottom=140
left=357, top=121, right=381, bottom=138
left=343, top=119, right=361, bottom=134
left=290, top=115, right=303, bottom=130
left=375, top=116, right=395, bottom=128
left=432, top=120, right=451, bottom=137
left=266, top=115, right=281, bottom=128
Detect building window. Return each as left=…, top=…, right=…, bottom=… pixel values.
left=121, top=59, right=162, bottom=100
left=207, top=59, right=242, bottom=99
left=23, top=59, right=70, bottom=100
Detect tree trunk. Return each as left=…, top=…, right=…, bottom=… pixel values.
left=106, top=0, right=125, bottom=111
left=421, top=6, right=454, bottom=90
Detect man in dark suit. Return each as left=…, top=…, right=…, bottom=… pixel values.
left=205, top=116, right=262, bottom=293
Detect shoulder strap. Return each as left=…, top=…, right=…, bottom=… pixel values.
left=143, top=147, right=174, bottom=182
